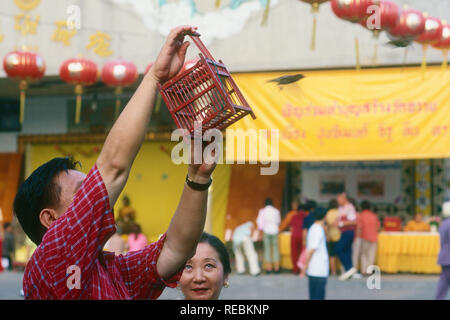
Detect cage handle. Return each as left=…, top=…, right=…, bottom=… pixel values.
left=188, top=33, right=215, bottom=61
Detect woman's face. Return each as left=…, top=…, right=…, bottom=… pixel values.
left=179, top=242, right=228, bottom=300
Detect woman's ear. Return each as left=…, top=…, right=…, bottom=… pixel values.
left=223, top=275, right=229, bottom=288
left=39, top=208, right=58, bottom=229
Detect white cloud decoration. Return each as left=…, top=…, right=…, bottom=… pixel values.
left=110, top=0, right=279, bottom=45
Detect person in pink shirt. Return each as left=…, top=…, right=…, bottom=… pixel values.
left=356, top=200, right=380, bottom=275
left=128, top=224, right=148, bottom=252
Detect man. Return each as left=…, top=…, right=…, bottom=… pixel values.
left=256, top=198, right=281, bottom=274
left=356, top=201, right=380, bottom=275
left=404, top=213, right=431, bottom=232
left=231, top=221, right=261, bottom=276
left=14, top=26, right=218, bottom=299
left=301, top=208, right=329, bottom=300
left=335, top=193, right=357, bottom=280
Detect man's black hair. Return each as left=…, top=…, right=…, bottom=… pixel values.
left=3, top=222, right=11, bottom=230
left=13, top=157, right=79, bottom=245
left=361, top=200, right=371, bottom=211
left=312, top=207, right=328, bottom=221
left=199, top=232, right=231, bottom=275
left=305, top=200, right=317, bottom=211
left=264, top=198, right=273, bottom=207
left=328, top=199, right=338, bottom=210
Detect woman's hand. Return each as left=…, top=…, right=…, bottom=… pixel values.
left=148, top=25, right=198, bottom=85
left=187, top=140, right=218, bottom=184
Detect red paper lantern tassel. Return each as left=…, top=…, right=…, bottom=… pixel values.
left=311, top=14, right=317, bottom=51
left=442, top=49, right=449, bottom=71
left=261, top=0, right=271, bottom=26
left=115, top=86, right=123, bottom=119
left=421, top=44, right=429, bottom=80
left=372, top=30, right=380, bottom=66
left=355, top=37, right=361, bottom=70
left=74, top=84, right=83, bottom=124
left=19, top=80, right=27, bottom=124
left=310, top=2, right=321, bottom=51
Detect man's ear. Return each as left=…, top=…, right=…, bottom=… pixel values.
left=39, top=208, right=58, bottom=229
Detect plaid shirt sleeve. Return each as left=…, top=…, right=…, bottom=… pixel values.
left=41, top=164, right=115, bottom=299
left=115, top=233, right=184, bottom=300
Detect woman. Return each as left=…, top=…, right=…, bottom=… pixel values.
left=179, top=232, right=231, bottom=300
left=127, top=223, right=148, bottom=252
left=325, top=199, right=341, bottom=276
left=279, top=201, right=305, bottom=274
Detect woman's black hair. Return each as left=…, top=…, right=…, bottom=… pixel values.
left=199, top=232, right=231, bottom=275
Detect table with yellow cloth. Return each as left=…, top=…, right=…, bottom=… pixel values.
left=279, top=231, right=441, bottom=274
left=377, top=232, right=441, bottom=274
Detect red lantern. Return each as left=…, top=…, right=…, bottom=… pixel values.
left=3, top=50, right=45, bottom=124
left=360, top=0, right=399, bottom=33
left=331, top=0, right=374, bottom=23
left=415, top=16, right=443, bottom=78
left=359, top=1, right=399, bottom=66
left=299, top=0, right=330, bottom=50
left=389, top=9, right=425, bottom=39
left=60, top=58, right=98, bottom=124
left=432, top=23, right=450, bottom=50
left=432, top=23, right=450, bottom=70
left=416, top=16, right=443, bottom=45
left=101, top=59, right=138, bottom=118
left=145, top=62, right=153, bottom=75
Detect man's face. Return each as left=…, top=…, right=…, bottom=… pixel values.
left=337, top=194, right=346, bottom=206
left=415, top=214, right=423, bottom=223
left=52, top=169, right=86, bottom=220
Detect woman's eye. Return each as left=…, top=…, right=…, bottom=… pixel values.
left=185, top=265, right=192, bottom=271
left=205, top=264, right=215, bottom=269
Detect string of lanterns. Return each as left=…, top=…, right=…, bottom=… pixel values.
left=2, top=1, right=449, bottom=125
left=328, top=0, right=448, bottom=74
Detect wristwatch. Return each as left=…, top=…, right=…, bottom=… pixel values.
left=185, top=174, right=212, bottom=191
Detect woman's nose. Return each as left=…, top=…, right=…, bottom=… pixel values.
left=192, top=269, right=207, bottom=283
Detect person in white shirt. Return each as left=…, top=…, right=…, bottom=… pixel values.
left=336, top=192, right=358, bottom=280
left=231, top=221, right=261, bottom=276
left=256, top=198, right=281, bottom=274
left=300, top=208, right=329, bottom=300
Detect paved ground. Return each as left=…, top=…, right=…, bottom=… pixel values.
left=0, top=270, right=446, bottom=300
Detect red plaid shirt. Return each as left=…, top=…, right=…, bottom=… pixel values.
left=23, top=164, right=181, bottom=299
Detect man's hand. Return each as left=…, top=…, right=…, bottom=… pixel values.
left=149, top=25, right=198, bottom=85
left=97, top=25, right=198, bottom=208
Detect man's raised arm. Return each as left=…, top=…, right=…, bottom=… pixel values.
left=96, top=26, right=197, bottom=208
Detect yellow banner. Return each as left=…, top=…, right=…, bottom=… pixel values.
left=230, top=66, right=450, bottom=161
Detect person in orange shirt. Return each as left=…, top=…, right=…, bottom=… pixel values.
left=279, top=200, right=305, bottom=274
left=403, top=213, right=431, bottom=232
left=356, top=201, right=380, bottom=275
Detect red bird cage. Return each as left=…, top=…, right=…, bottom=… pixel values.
left=159, top=33, right=256, bottom=135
